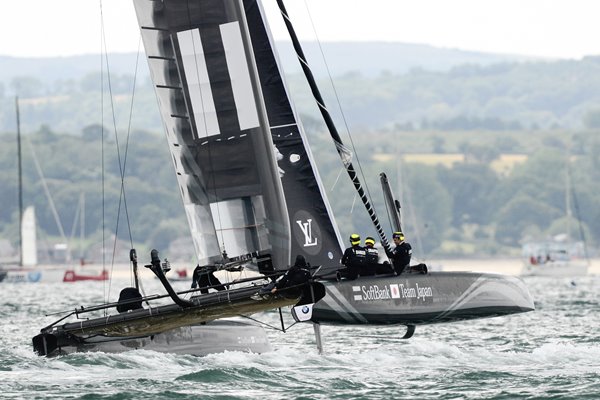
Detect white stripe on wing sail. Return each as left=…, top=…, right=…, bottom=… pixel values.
left=220, top=22, right=261, bottom=130
left=177, top=28, right=220, bottom=138
left=135, top=0, right=290, bottom=267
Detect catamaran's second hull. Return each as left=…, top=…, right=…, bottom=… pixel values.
left=37, top=320, right=271, bottom=357
left=312, top=271, right=534, bottom=325
left=32, top=282, right=313, bottom=356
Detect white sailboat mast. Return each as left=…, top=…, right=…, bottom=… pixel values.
left=16, top=97, right=24, bottom=267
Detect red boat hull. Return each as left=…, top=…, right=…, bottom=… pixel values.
left=63, top=269, right=109, bottom=282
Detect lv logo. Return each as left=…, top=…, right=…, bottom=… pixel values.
left=296, top=219, right=318, bottom=247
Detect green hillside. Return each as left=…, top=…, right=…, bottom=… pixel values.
left=1, top=47, right=599, bottom=262
left=1, top=125, right=598, bottom=262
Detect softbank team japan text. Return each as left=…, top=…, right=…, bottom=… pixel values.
left=356, top=283, right=434, bottom=301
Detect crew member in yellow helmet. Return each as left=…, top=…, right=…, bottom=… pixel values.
left=340, top=233, right=366, bottom=279
left=386, top=231, right=412, bottom=275
left=362, top=236, right=379, bottom=276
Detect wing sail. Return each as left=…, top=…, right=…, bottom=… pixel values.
left=134, top=0, right=342, bottom=271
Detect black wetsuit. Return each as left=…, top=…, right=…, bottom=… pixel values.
left=274, top=255, right=311, bottom=298
left=363, top=246, right=379, bottom=276
left=389, top=242, right=412, bottom=275
left=341, top=245, right=366, bottom=279
left=192, top=265, right=226, bottom=294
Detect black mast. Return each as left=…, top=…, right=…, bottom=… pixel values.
left=275, top=0, right=392, bottom=254
left=16, top=96, right=23, bottom=267
left=380, top=172, right=402, bottom=233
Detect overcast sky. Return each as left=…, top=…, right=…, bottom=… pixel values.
left=2, top=0, right=600, bottom=59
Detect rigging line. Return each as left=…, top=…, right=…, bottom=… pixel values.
left=100, top=0, right=107, bottom=306
left=24, top=136, right=68, bottom=247
left=101, top=19, right=138, bottom=296
left=184, top=0, right=226, bottom=252
left=119, top=36, right=143, bottom=290
left=398, top=156, right=424, bottom=257
left=79, top=192, right=85, bottom=260
left=100, top=4, right=117, bottom=302
left=118, top=36, right=143, bottom=251
left=301, top=0, right=377, bottom=209
left=100, top=2, right=134, bottom=301
left=102, top=54, right=125, bottom=281
left=15, top=97, right=23, bottom=267
left=277, top=0, right=391, bottom=254
left=329, top=166, right=344, bottom=192
left=67, top=195, right=82, bottom=253
left=568, top=167, right=589, bottom=263
left=238, top=314, right=286, bottom=332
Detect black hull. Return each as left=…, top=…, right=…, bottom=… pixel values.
left=33, top=280, right=325, bottom=356
left=34, top=320, right=271, bottom=357
left=312, top=271, right=534, bottom=325
left=59, top=286, right=295, bottom=337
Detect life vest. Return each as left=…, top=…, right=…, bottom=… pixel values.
left=365, top=247, right=379, bottom=264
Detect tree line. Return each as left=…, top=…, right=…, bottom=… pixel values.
left=3, top=56, right=600, bottom=135
left=1, top=124, right=598, bottom=260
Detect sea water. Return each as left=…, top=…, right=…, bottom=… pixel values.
left=0, top=271, right=598, bottom=399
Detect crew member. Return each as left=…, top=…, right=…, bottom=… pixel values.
left=270, top=255, right=311, bottom=298
left=340, top=233, right=366, bottom=279
left=387, top=231, right=412, bottom=275
left=362, top=236, right=379, bottom=276
left=191, top=264, right=227, bottom=294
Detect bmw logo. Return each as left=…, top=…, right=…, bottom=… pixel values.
left=302, top=306, right=310, bottom=314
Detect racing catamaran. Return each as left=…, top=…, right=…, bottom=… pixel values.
left=130, top=0, right=532, bottom=341
left=33, top=0, right=533, bottom=356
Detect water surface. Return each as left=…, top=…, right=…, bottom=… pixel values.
left=1, top=270, right=598, bottom=399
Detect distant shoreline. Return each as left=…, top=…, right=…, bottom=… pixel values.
left=23, top=257, right=600, bottom=279
left=430, top=257, right=600, bottom=276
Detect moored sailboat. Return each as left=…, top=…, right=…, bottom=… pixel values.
left=522, top=238, right=588, bottom=277
left=1, top=206, right=108, bottom=283
left=1, top=99, right=109, bottom=283
left=521, top=157, right=589, bottom=277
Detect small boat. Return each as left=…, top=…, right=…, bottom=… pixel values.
left=522, top=239, right=589, bottom=277
left=521, top=156, right=589, bottom=277
left=62, top=268, right=109, bottom=282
